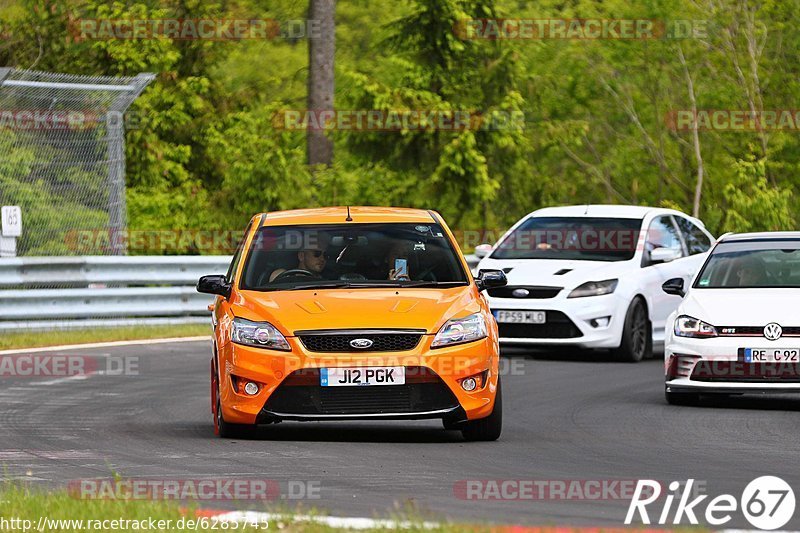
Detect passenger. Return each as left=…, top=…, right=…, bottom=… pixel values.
left=387, top=240, right=412, bottom=281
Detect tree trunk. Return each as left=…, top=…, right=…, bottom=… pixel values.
left=677, top=45, right=704, bottom=218
left=307, top=0, right=335, bottom=168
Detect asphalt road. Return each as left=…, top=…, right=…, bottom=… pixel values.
left=2, top=339, right=800, bottom=528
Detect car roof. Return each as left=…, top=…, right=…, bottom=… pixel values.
left=528, top=204, right=685, bottom=220
left=718, top=231, right=800, bottom=242
left=258, top=206, right=437, bottom=226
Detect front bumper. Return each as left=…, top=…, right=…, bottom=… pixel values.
left=665, top=335, right=800, bottom=393
left=487, top=293, right=626, bottom=349
left=218, top=334, right=499, bottom=425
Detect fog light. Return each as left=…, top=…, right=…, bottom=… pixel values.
left=589, top=316, right=611, bottom=328
left=244, top=382, right=259, bottom=395
left=461, top=377, right=477, bottom=392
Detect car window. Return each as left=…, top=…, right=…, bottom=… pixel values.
left=675, top=216, right=711, bottom=255
left=226, top=221, right=253, bottom=283
left=489, top=217, right=643, bottom=262
left=695, top=240, right=800, bottom=288
left=644, top=216, right=685, bottom=258
left=239, top=223, right=469, bottom=290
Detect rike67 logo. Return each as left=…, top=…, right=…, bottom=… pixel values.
left=626, top=476, right=796, bottom=530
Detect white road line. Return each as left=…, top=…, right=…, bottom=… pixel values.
left=0, top=336, right=210, bottom=355
left=211, top=511, right=438, bottom=530
left=30, top=371, right=102, bottom=386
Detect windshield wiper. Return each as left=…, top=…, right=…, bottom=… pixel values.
left=262, top=281, right=355, bottom=291
left=265, top=280, right=467, bottom=291
left=399, top=281, right=466, bottom=288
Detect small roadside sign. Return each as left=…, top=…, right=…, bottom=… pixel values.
left=1, top=206, right=22, bottom=237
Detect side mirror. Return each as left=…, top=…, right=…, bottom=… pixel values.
left=474, top=243, right=493, bottom=259
left=476, top=269, right=507, bottom=292
left=662, top=277, right=685, bottom=297
left=197, top=275, right=231, bottom=299
left=650, top=247, right=681, bottom=264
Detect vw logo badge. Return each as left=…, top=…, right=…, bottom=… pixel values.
left=512, top=288, right=530, bottom=298
left=763, top=323, right=783, bottom=341
left=350, top=338, right=374, bottom=349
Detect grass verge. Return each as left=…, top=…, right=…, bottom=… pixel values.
left=0, top=324, right=210, bottom=350
left=0, top=484, right=450, bottom=532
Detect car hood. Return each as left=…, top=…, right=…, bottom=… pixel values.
left=478, top=257, right=631, bottom=289
left=680, top=289, right=800, bottom=326
left=234, top=286, right=480, bottom=335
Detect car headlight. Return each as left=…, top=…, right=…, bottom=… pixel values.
left=567, top=279, right=618, bottom=298
left=431, top=313, right=488, bottom=348
left=674, top=315, right=718, bottom=338
left=231, top=317, right=291, bottom=351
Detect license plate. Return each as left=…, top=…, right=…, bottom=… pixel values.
left=494, top=310, right=546, bottom=324
left=744, top=348, right=800, bottom=363
left=320, top=366, right=405, bottom=387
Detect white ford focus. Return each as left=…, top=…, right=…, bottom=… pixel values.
left=474, top=205, right=714, bottom=361
left=663, top=232, right=800, bottom=404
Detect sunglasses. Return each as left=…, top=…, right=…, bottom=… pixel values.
left=306, top=250, right=327, bottom=258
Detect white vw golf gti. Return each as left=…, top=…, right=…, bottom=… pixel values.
left=475, top=205, right=714, bottom=361
left=663, top=232, right=800, bottom=404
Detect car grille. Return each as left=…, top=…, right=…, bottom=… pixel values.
left=497, top=311, right=582, bottom=339
left=262, top=367, right=459, bottom=415
left=488, top=285, right=562, bottom=299
left=691, top=361, right=800, bottom=382
left=296, top=330, right=423, bottom=353
left=717, top=326, right=800, bottom=337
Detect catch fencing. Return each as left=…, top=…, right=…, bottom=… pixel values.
left=0, top=68, right=153, bottom=256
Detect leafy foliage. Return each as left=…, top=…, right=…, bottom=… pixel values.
left=0, top=0, right=797, bottom=255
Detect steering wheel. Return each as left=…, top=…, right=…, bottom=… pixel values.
left=339, top=272, right=367, bottom=281
left=272, top=269, right=316, bottom=282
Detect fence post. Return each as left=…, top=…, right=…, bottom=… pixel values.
left=107, top=73, right=155, bottom=255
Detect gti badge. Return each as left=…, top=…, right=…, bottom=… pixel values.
left=763, top=323, right=782, bottom=341
left=350, top=338, right=374, bottom=349
left=512, top=288, right=530, bottom=298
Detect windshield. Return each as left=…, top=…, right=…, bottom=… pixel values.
left=490, top=216, right=643, bottom=261
left=239, top=223, right=469, bottom=290
left=694, top=240, right=800, bottom=289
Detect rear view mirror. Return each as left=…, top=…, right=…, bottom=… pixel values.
left=197, top=275, right=231, bottom=299
left=662, top=277, right=685, bottom=297
left=650, top=247, right=681, bottom=264
left=474, top=243, right=492, bottom=259
left=476, top=269, right=507, bottom=291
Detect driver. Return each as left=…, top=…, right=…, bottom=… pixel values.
left=733, top=255, right=768, bottom=287
left=269, top=233, right=330, bottom=282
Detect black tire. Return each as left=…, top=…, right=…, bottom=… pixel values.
left=665, top=388, right=701, bottom=406
left=213, top=363, right=255, bottom=439
left=461, top=378, right=503, bottom=442
left=614, top=297, right=651, bottom=362
left=442, top=419, right=461, bottom=430
left=215, top=396, right=255, bottom=438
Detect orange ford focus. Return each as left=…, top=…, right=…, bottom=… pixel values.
left=197, top=207, right=507, bottom=441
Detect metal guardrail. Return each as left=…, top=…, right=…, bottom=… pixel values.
left=0, top=256, right=233, bottom=289
left=0, top=255, right=480, bottom=331
left=0, top=256, right=231, bottom=331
